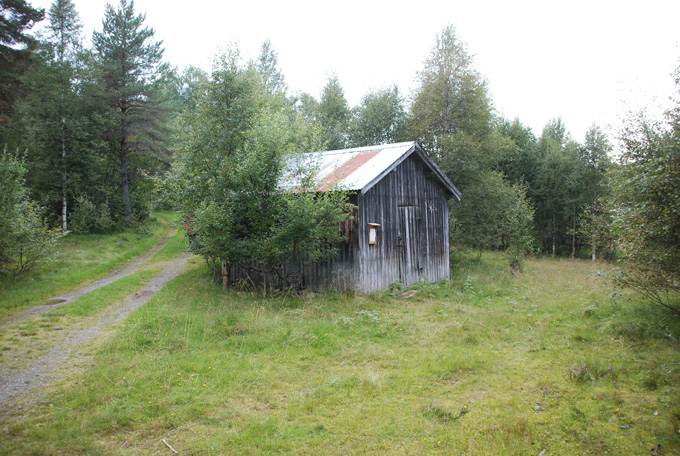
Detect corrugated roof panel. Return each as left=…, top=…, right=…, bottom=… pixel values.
left=281, top=141, right=461, bottom=200
left=282, top=142, right=417, bottom=192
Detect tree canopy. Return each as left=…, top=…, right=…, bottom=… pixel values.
left=170, top=49, right=353, bottom=289
left=0, top=0, right=44, bottom=129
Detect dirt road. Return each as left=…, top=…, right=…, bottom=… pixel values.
left=0, top=216, right=176, bottom=330
left=0, top=220, right=194, bottom=407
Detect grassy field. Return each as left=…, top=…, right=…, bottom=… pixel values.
left=1, top=248, right=678, bottom=455
left=0, top=213, right=172, bottom=319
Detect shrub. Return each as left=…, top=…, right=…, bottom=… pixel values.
left=0, top=149, right=60, bottom=280
left=611, top=63, right=680, bottom=314
left=69, top=196, right=115, bottom=234
left=69, top=195, right=97, bottom=234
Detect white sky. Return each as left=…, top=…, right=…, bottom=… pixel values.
left=30, top=0, right=680, bottom=142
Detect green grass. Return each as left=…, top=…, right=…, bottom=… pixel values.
left=44, top=212, right=188, bottom=319
left=0, top=268, right=161, bottom=376
left=0, top=215, right=188, bottom=377
left=1, top=253, right=678, bottom=455
left=0, top=214, right=172, bottom=318
left=51, top=267, right=163, bottom=318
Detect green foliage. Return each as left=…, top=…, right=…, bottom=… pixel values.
left=578, top=198, right=616, bottom=261
left=253, top=39, right=286, bottom=95
left=612, top=103, right=680, bottom=314
left=0, top=213, right=169, bottom=314
left=409, top=24, right=493, bottom=174
left=409, top=25, right=536, bottom=260
left=13, top=51, right=103, bottom=228
left=0, top=0, right=44, bottom=130
left=348, top=85, right=406, bottom=147
left=172, top=65, right=209, bottom=113
left=172, top=48, right=354, bottom=290
left=69, top=195, right=113, bottom=234
left=18, top=0, right=84, bottom=233
left=582, top=124, right=612, bottom=202
left=318, top=74, right=350, bottom=150
left=529, top=120, right=611, bottom=257
left=47, top=0, right=81, bottom=64
left=451, top=170, right=536, bottom=268
left=0, top=149, right=59, bottom=280
left=93, top=0, right=171, bottom=226
left=68, top=194, right=95, bottom=234
left=504, top=184, right=538, bottom=271
left=495, top=117, right=540, bottom=186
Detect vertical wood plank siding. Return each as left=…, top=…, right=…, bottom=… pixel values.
left=357, top=154, right=449, bottom=293
left=229, top=154, right=451, bottom=294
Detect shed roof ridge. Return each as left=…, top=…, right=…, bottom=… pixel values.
left=309, top=141, right=416, bottom=157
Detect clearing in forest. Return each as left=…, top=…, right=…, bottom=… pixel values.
left=1, top=251, right=678, bottom=455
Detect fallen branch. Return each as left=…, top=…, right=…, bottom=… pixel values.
left=162, top=439, right=179, bottom=454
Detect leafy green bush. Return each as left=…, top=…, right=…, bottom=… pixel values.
left=0, top=149, right=60, bottom=280
left=69, top=195, right=97, bottom=234
left=451, top=170, right=536, bottom=270
left=171, top=50, right=353, bottom=291
left=612, top=72, right=680, bottom=314
left=70, top=195, right=114, bottom=234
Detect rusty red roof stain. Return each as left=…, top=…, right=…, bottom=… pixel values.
left=314, top=148, right=383, bottom=191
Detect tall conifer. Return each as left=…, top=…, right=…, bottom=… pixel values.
left=93, top=0, right=167, bottom=225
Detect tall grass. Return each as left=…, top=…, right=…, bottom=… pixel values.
left=1, top=253, right=679, bottom=455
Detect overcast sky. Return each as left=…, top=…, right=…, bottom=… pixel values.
left=29, top=0, right=680, bottom=143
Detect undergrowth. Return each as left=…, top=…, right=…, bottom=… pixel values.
left=1, top=252, right=679, bottom=455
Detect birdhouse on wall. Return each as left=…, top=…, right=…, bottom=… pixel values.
left=368, top=223, right=380, bottom=245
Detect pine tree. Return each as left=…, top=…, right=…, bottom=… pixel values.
left=92, top=0, right=168, bottom=225
left=0, top=0, right=44, bottom=132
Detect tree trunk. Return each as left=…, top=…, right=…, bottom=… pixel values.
left=61, top=114, right=67, bottom=234
left=571, top=209, right=576, bottom=259
left=221, top=260, right=229, bottom=288
left=552, top=214, right=556, bottom=257
left=120, top=147, right=132, bottom=226
left=592, top=234, right=597, bottom=262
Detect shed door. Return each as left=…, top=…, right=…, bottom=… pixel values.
left=398, top=206, right=421, bottom=286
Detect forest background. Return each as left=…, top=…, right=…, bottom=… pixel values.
left=2, top=0, right=680, bottom=313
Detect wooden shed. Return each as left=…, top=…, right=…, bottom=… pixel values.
left=230, top=141, right=461, bottom=293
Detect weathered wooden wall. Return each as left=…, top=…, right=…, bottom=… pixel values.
left=356, top=154, right=450, bottom=293
left=227, top=197, right=360, bottom=292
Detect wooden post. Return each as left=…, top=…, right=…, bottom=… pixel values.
left=221, top=260, right=229, bottom=288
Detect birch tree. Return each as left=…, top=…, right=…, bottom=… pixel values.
left=47, top=0, right=82, bottom=232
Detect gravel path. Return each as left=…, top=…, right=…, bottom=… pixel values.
left=0, top=216, right=175, bottom=330
left=0, top=217, right=195, bottom=407
left=0, top=251, right=193, bottom=407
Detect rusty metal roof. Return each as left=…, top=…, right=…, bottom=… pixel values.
left=282, top=141, right=461, bottom=199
